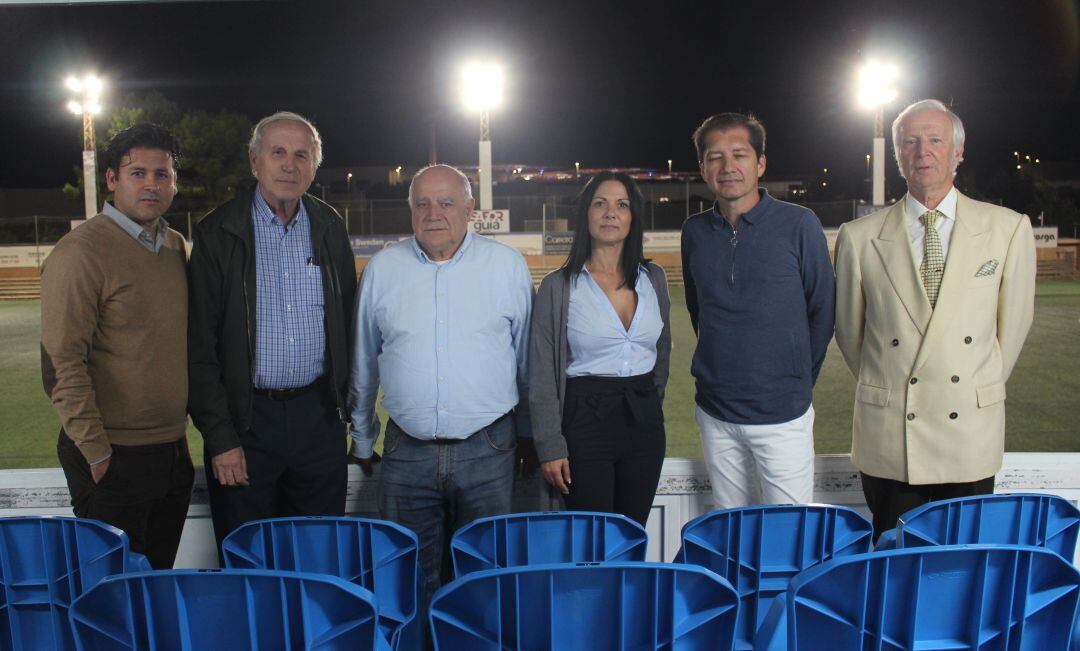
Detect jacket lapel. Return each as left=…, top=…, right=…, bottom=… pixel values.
left=913, top=191, right=988, bottom=371
left=872, top=202, right=931, bottom=336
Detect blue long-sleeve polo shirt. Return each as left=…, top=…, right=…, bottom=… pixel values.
left=681, top=189, right=835, bottom=425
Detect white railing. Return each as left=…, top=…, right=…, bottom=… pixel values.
left=1, top=453, right=1077, bottom=566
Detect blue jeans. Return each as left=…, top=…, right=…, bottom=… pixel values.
left=377, top=414, right=516, bottom=601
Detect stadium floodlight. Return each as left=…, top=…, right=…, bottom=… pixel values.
left=857, top=60, right=898, bottom=206
left=66, top=74, right=106, bottom=219
left=461, top=62, right=504, bottom=210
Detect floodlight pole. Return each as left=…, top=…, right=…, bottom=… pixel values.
left=478, top=109, right=493, bottom=211
left=80, top=102, right=99, bottom=219
left=68, top=76, right=101, bottom=219
left=873, top=105, right=885, bottom=206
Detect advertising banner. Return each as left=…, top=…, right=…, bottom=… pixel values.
left=469, top=209, right=510, bottom=234
left=543, top=231, right=575, bottom=255
left=1033, top=226, right=1058, bottom=248
left=0, top=245, right=54, bottom=268
left=642, top=231, right=680, bottom=252
left=350, top=235, right=410, bottom=258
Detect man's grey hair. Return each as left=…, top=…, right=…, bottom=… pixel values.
left=891, top=99, right=965, bottom=173
left=408, top=164, right=475, bottom=205
left=248, top=111, right=323, bottom=169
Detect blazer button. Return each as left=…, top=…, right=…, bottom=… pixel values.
left=951, top=375, right=960, bottom=383
left=949, top=412, right=958, bottom=419
left=909, top=377, right=918, bottom=385
left=891, top=338, right=900, bottom=347
left=906, top=413, right=916, bottom=421
left=964, top=336, right=973, bottom=344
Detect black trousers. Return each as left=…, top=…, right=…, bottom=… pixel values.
left=561, top=374, right=666, bottom=527
left=860, top=471, right=996, bottom=543
left=205, top=384, right=347, bottom=551
left=57, top=430, right=195, bottom=569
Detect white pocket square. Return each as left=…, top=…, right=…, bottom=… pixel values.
left=975, top=259, right=999, bottom=277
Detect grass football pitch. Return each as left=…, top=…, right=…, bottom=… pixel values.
left=2, top=281, right=1078, bottom=469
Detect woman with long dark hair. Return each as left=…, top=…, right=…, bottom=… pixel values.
left=528, top=171, right=672, bottom=526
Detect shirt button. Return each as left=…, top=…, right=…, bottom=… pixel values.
left=438, top=377, right=445, bottom=383
left=283, top=272, right=289, bottom=278
left=891, top=339, right=900, bottom=347
left=289, top=337, right=294, bottom=343
left=909, top=378, right=918, bottom=385
left=964, top=336, right=973, bottom=344
left=949, top=412, right=958, bottom=419
left=906, top=413, right=916, bottom=421
left=951, top=375, right=960, bottom=383
left=437, top=346, right=444, bottom=352
left=437, top=320, right=445, bottom=325
left=439, top=405, right=447, bottom=411
left=286, top=304, right=292, bottom=311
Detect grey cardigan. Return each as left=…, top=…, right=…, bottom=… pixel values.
left=528, top=263, right=673, bottom=463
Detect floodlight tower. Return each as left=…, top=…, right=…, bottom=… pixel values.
left=461, top=63, right=503, bottom=210
left=857, top=61, right=898, bottom=206
left=66, top=75, right=104, bottom=219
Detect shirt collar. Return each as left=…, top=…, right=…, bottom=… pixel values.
left=711, top=188, right=771, bottom=227
left=252, top=188, right=308, bottom=230
left=410, top=229, right=474, bottom=265
left=102, top=201, right=166, bottom=247
left=579, top=262, right=649, bottom=288
left=905, top=186, right=958, bottom=226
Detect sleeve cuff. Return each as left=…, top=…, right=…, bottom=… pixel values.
left=350, top=437, right=375, bottom=459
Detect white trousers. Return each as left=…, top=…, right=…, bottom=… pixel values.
left=696, top=404, right=816, bottom=509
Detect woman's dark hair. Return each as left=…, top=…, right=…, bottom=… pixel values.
left=560, top=170, right=648, bottom=289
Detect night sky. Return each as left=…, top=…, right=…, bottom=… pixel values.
left=1, top=0, right=1078, bottom=192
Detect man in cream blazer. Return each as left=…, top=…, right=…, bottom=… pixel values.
left=834, top=99, right=1036, bottom=539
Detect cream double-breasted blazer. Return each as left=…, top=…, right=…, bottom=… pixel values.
left=834, top=190, right=1035, bottom=484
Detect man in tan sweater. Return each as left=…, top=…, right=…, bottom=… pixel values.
left=41, top=123, right=193, bottom=568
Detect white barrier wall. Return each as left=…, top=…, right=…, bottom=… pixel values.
left=1, top=453, right=1077, bottom=566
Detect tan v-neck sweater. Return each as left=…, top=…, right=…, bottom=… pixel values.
left=41, top=214, right=188, bottom=464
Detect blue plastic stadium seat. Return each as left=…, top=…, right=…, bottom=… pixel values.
left=222, top=516, right=421, bottom=651
left=430, top=562, right=739, bottom=650
left=754, top=545, right=1080, bottom=651
left=449, top=511, right=648, bottom=579
left=874, top=493, right=1080, bottom=560
left=675, top=505, right=873, bottom=651
left=69, top=569, right=391, bottom=650
left=0, top=516, right=150, bottom=651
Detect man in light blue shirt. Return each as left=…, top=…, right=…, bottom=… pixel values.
left=348, top=164, right=534, bottom=599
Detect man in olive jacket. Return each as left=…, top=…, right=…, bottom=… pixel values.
left=188, top=111, right=357, bottom=549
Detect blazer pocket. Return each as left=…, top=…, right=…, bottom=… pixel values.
left=856, top=383, right=890, bottom=407
left=977, top=381, right=1007, bottom=407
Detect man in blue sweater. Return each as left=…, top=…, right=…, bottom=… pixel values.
left=681, top=113, right=835, bottom=508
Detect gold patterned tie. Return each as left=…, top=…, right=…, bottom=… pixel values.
left=920, top=210, right=945, bottom=308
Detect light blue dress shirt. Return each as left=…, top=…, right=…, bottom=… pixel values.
left=566, top=266, right=663, bottom=378
left=348, top=231, right=533, bottom=458
left=251, top=192, right=327, bottom=389
left=102, top=202, right=168, bottom=253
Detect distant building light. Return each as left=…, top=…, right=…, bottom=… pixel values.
left=658, top=196, right=670, bottom=203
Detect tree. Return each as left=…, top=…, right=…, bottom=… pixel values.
left=63, top=92, right=252, bottom=213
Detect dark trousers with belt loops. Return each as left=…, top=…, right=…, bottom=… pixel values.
left=205, top=380, right=347, bottom=551
left=860, top=472, right=995, bottom=543
left=561, top=373, right=666, bottom=527
left=57, top=430, right=195, bottom=569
